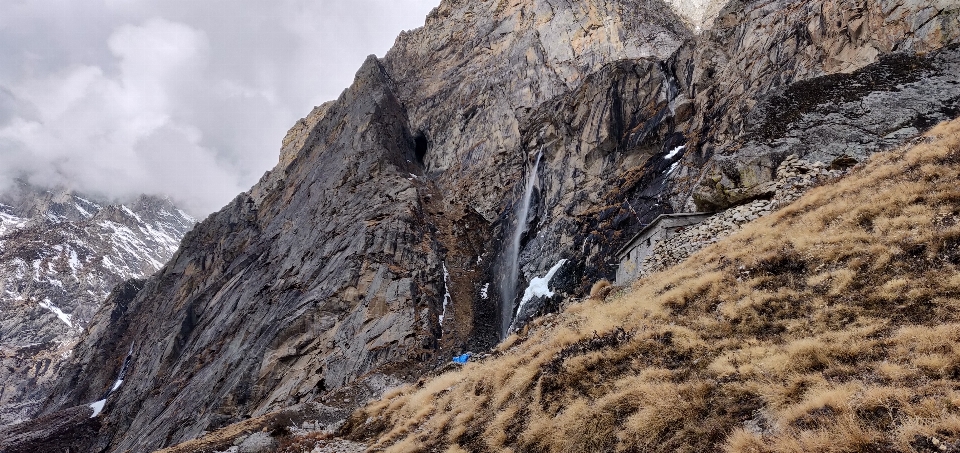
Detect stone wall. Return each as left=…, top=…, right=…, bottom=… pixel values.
left=617, top=213, right=713, bottom=283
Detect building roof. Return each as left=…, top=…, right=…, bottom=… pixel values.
left=615, top=212, right=712, bottom=259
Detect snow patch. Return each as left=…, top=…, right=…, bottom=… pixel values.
left=111, top=379, right=123, bottom=392
left=518, top=259, right=568, bottom=312
left=89, top=399, right=106, bottom=417
left=667, top=161, right=681, bottom=175
left=120, top=206, right=143, bottom=222
left=68, top=248, right=81, bottom=277
left=12, top=258, right=27, bottom=279
left=176, top=209, right=193, bottom=222
left=73, top=200, right=94, bottom=218
left=73, top=195, right=101, bottom=210
left=439, top=263, right=451, bottom=326
left=39, top=298, right=73, bottom=328
left=0, top=210, right=27, bottom=235
left=664, top=145, right=685, bottom=160
left=480, top=283, right=489, bottom=300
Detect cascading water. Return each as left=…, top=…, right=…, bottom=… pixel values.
left=498, top=150, right=542, bottom=338
left=88, top=342, right=134, bottom=418
left=660, top=62, right=680, bottom=114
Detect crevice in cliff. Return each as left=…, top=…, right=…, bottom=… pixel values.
left=413, top=132, right=429, bottom=166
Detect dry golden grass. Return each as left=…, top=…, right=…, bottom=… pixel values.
left=155, top=408, right=306, bottom=453
left=340, top=118, right=960, bottom=452
left=589, top=279, right=613, bottom=300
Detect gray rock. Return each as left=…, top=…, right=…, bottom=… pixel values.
left=22, top=0, right=960, bottom=451
left=237, top=432, right=276, bottom=453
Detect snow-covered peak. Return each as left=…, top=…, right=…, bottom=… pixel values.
left=0, top=184, right=194, bottom=426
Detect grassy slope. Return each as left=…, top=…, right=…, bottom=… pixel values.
left=343, top=118, right=960, bottom=453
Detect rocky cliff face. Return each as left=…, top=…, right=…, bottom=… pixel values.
left=20, top=0, right=960, bottom=451
left=0, top=183, right=194, bottom=428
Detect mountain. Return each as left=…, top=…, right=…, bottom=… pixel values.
left=0, top=183, right=194, bottom=428
left=3, top=0, right=959, bottom=451
left=343, top=117, right=960, bottom=452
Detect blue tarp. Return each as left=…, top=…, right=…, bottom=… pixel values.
left=452, top=353, right=471, bottom=364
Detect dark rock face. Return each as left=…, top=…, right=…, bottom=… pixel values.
left=0, top=405, right=100, bottom=453
left=29, top=0, right=960, bottom=451
left=0, top=183, right=193, bottom=428
left=41, top=57, right=451, bottom=453
left=694, top=46, right=960, bottom=210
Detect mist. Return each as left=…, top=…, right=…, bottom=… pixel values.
left=0, top=0, right=439, bottom=216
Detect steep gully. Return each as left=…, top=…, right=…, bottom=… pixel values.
left=6, top=0, right=960, bottom=451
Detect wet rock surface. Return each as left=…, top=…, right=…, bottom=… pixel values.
left=19, top=0, right=960, bottom=451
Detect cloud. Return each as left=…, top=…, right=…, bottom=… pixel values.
left=0, top=0, right=439, bottom=216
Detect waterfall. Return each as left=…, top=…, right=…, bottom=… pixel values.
left=498, top=150, right=542, bottom=338
left=661, top=62, right=680, bottom=115
left=88, top=342, right=134, bottom=418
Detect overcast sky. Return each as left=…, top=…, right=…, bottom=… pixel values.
left=0, top=0, right=439, bottom=216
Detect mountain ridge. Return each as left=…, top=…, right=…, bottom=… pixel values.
left=3, top=0, right=959, bottom=451
left=0, top=182, right=194, bottom=429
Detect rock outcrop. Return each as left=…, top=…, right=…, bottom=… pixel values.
left=0, top=183, right=193, bottom=428
left=18, top=0, right=960, bottom=451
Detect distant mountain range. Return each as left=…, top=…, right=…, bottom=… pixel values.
left=0, top=182, right=194, bottom=427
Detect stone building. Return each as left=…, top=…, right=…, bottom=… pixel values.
left=615, top=213, right=712, bottom=283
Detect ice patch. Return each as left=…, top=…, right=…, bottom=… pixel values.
left=439, top=263, right=451, bottom=326
left=39, top=298, right=73, bottom=327
left=480, top=283, right=489, bottom=300
left=518, top=259, right=568, bottom=312
left=664, top=145, right=685, bottom=160
left=68, top=249, right=81, bottom=277
left=667, top=161, right=680, bottom=175
left=89, top=399, right=106, bottom=417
